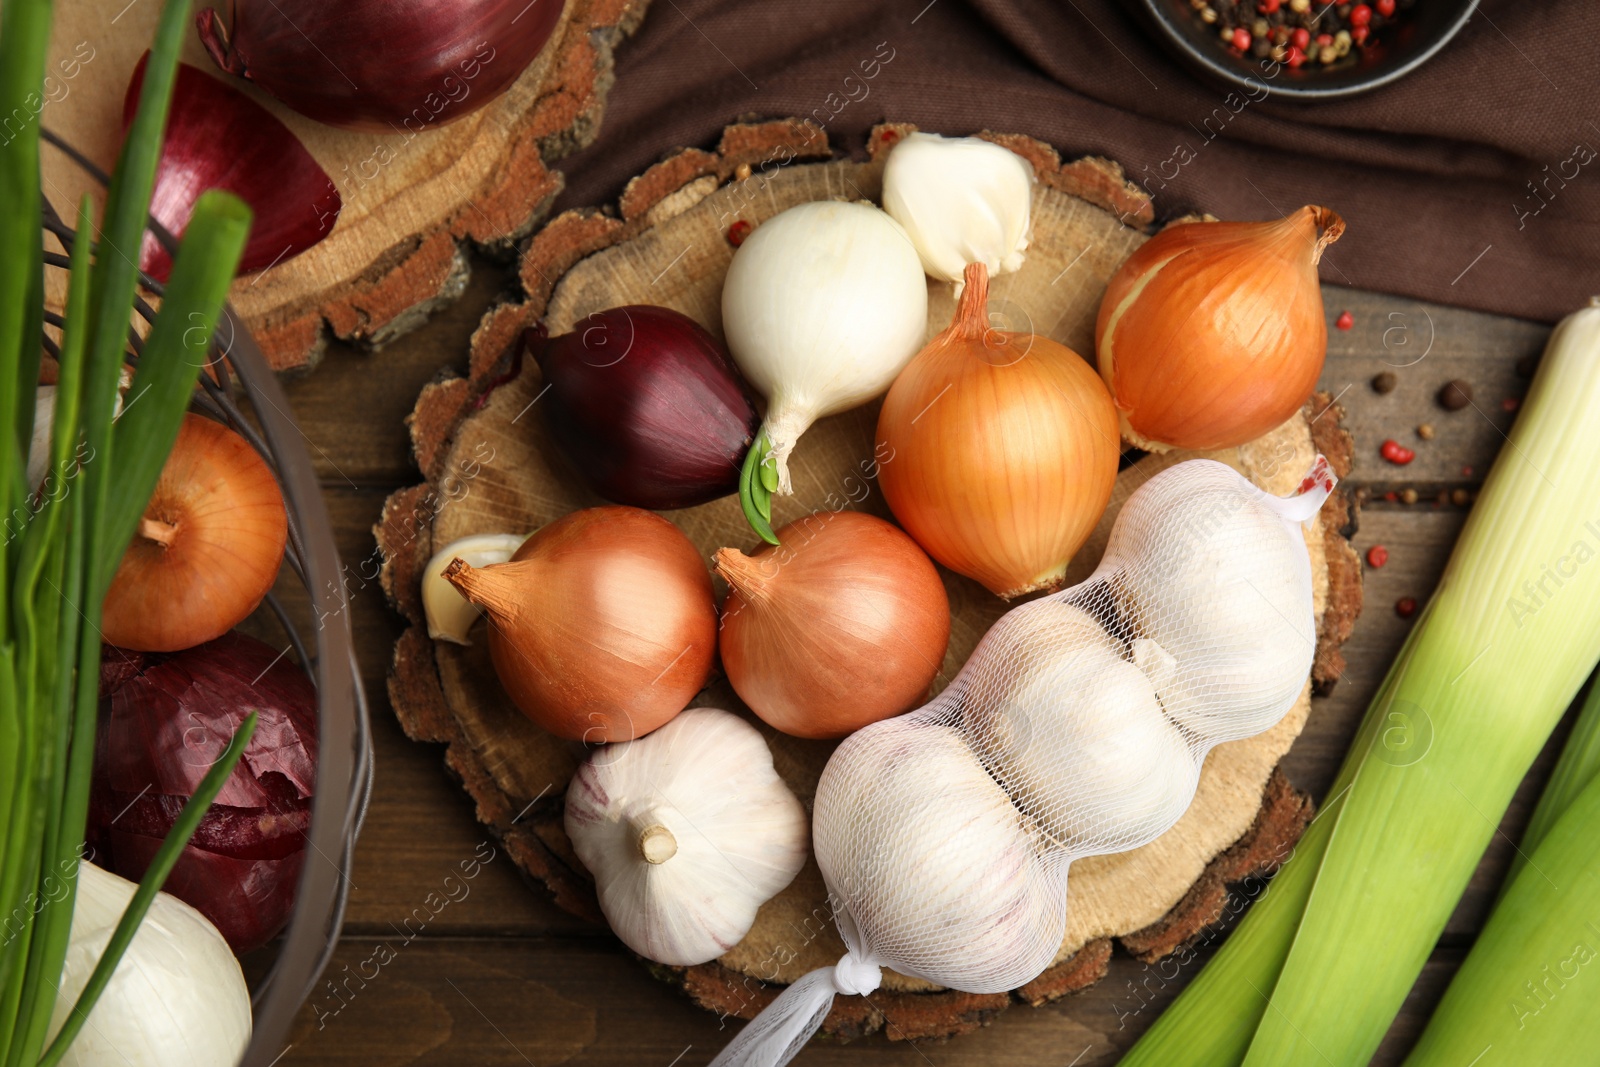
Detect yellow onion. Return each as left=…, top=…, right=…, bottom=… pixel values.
left=1095, top=205, right=1345, bottom=451
left=103, top=414, right=287, bottom=652
left=716, top=511, right=950, bottom=739
left=876, top=263, right=1120, bottom=599
left=444, top=507, right=716, bottom=743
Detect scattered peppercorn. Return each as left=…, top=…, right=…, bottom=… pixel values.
left=1396, top=596, right=1418, bottom=619
left=1462, top=465, right=1474, bottom=477
left=1376, top=0, right=1395, bottom=14
left=727, top=220, right=753, bottom=247
left=1515, top=353, right=1541, bottom=379
left=1383, top=491, right=1399, bottom=502
left=1231, top=27, right=1252, bottom=49
left=1501, top=396, right=1520, bottom=412
left=879, top=129, right=899, bottom=147
left=1380, top=439, right=1416, bottom=465
left=1400, top=488, right=1418, bottom=504
left=734, top=162, right=753, bottom=181
left=1336, top=310, right=1354, bottom=330
left=1366, top=545, right=1389, bottom=568
left=1371, top=371, right=1397, bottom=394
left=1451, top=488, right=1470, bottom=506
left=1417, top=423, right=1435, bottom=440
left=1438, top=379, right=1472, bottom=411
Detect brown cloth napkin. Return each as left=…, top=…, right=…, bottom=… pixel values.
left=554, top=0, right=1599, bottom=324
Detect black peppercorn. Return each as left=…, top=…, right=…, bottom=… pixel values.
left=1438, top=380, right=1472, bottom=411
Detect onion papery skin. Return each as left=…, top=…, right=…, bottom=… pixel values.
left=445, top=506, right=716, bottom=742
left=877, top=264, right=1120, bottom=599
left=102, top=413, right=288, bottom=652
left=536, top=306, right=759, bottom=509
left=126, top=55, right=340, bottom=281
left=89, top=632, right=318, bottom=952
left=1095, top=206, right=1345, bottom=452
left=197, top=0, right=566, bottom=132
left=717, top=511, right=951, bottom=739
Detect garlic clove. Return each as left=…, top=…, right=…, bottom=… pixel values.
left=882, top=132, right=1034, bottom=292
left=565, top=708, right=808, bottom=967
left=814, top=716, right=1066, bottom=993
left=422, top=533, right=526, bottom=644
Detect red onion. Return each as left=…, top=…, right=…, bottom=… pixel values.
left=89, top=632, right=318, bottom=953
left=196, top=0, right=567, bottom=132
left=127, top=55, right=340, bottom=282
left=534, top=307, right=760, bottom=510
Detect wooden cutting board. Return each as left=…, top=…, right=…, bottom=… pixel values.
left=376, top=121, right=1363, bottom=1042
left=39, top=0, right=648, bottom=371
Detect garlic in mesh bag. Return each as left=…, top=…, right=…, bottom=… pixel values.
left=710, top=457, right=1333, bottom=1067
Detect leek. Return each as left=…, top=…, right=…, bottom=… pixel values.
left=1403, top=738, right=1600, bottom=1063
left=1124, top=298, right=1600, bottom=1066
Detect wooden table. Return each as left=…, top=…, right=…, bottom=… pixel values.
left=264, top=259, right=1561, bottom=1065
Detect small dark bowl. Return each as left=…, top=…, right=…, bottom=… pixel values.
left=1136, top=0, right=1479, bottom=101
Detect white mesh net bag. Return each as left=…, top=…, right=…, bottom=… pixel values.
left=710, top=456, right=1335, bottom=1067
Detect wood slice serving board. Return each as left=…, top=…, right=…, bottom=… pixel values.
left=39, top=0, right=647, bottom=371
left=376, top=122, right=1364, bottom=1043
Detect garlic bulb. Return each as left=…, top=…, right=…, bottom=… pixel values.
left=882, top=132, right=1034, bottom=291
left=47, top=861, right=251, bottom=1066
left=1104, top=459, right=1319, bottom=745
left=965, top=604, right=1196, bottom=852
left=565, top=707, right=808, bottom=966
left=813, top=717, right=1064, bottom=993
left=422, top=532, right=526, bottom=643
left=721, top=199, right=926, bottom=515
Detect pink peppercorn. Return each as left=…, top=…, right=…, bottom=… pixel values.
left=1335, top=310, right=1354, bottom=330
left=1380, top=439, right=1416, bottom=465
left=1232, top=27, right=1251, bottom=50
left=1350, top=4, right=1372, bottom=26
left=1366, top=545, right=1389, bottom=568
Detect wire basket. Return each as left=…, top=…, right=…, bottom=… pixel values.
left=40, top=128, right=373, bottom=1067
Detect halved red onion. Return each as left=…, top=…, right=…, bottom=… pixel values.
left=89, top=631, right=318, bottom=953
left=126, top=54, right=341, bottom=281
left=196, top=0, right=567, bottom=132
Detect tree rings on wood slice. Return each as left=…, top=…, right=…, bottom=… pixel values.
left=376, top=121, right=1363, bottom=1041
left=40, top=0, right=649, bottom=371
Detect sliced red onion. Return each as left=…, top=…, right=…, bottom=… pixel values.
left=126, top=54, right=341, bottom=281
left=196, top=0, right=567, bottom=132
left=90, top=631, right=318, bottom=953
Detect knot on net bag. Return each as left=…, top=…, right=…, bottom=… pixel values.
left=710, top=457, right=1336, bottom=1067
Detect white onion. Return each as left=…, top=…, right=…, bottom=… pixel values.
left=47, top=861, right=251, bottom=1066
left=720, top=199, right=927, bottom=494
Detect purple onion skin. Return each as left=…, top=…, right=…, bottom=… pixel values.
left=197, top=0, right=566, bottom=133
left=536, top=306, right=760, bottom=510
left=89, top=631, right=318, bottom=953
